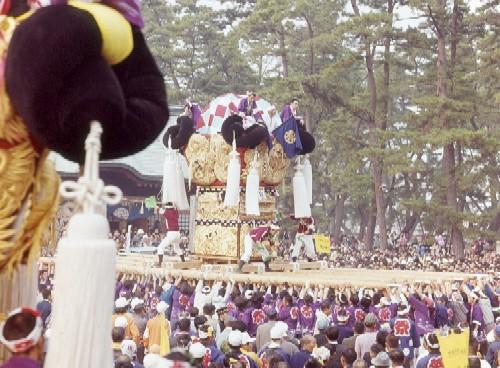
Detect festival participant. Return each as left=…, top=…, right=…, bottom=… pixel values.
left=170, top=279, right=194, bottom=328
left=238, top=91, right=258, bottom=117
left=169, top=318, right=191, bottom=349
left=113, top=297, right=141, bottom=345
left=241, top=332, right=262, bottom=368
left=298, top=287, right=318, bottom=337
left=198, top=325, right=225, bottom=367
left=290, top=216, right=316, bottom=263
left=157, top=202, right=183, bottom=266
left=354, top=313, right=378, bottom=359
left=256, top=310, right=279, bottom=352
left=227, top=330, right=258, bottom=368
left=389, top=302, right=420, bottom=365
left=36, top=289, right=52, bottom=328
left=182, top=99, right=202, bottom=129
left=230, top=296, right=252, bottom=329
left=415, top=333, right=444, bottom=368
left=238, top=224, right=280, bottom=273
left=0, top=308, right=45, bottom=368
left=280, top=99, right=301, bottom=124
left=194, top=279, right=221, bottom=311
left=336, top=310, right=354, bottom=344
left=278, top=294, right=299, bottom=337
left=248, top=292, right=266, bottom=338
left=259, top=323, right=292, bottom=366
left=290, top=336, right=316, bottom=368
left=144, top=301, right=171, bottom=356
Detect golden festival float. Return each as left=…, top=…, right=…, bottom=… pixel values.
left=161, top=93, right=315, bottom=263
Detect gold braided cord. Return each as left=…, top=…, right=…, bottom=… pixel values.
left=0, top=17, right=60, bottom=276
left=0, top=16, right=30, bottom=144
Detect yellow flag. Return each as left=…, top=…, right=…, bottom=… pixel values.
left=314, top=234, right=331, bottom=254
left=436, top=328, right=469, bottom=368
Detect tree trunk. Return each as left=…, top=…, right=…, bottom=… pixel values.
left=332, top=194, right=347, bottom=245
left=357, top=205, right=368, bottom=241
left=402, top=212, right=420, bottom=238
left=364, top=197, right=377, bottom=250
left=434, top=0, right=465, bottom=258
left=352, top=0, right=389, bottom=250
left=278, top=27, right=289, bottom=78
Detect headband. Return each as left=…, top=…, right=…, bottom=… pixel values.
left=424, top=333, right=439, bottom=350
left=0, top=0, right=11, bottom=15
left=0, top=308, right=43, bottom=353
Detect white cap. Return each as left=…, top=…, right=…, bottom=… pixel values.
left=121, top=339, right=137, bottom=358
left=189, top=342, right=206, bottom=359
left=228, top=330, right=243, bottom=347
left=270, top=322, right=287, bottom=339
left=114, top=316, right=128, bottom=329
left=156, top=301, right=168, bottom=314
left=115, top=297, right=129, bottom=309
left=202, top=286, right=211, bottom=294
left=241, top=332, right=256, bottom=345
left=312, top=346, right=330, bottom=361
left=137, top=229, right=144, bottom=234
left=143, top=354, right=161, bottom=368
left=244, top=290, right=254, bottom=300
left=379, top=297, right=391, bottom=307
left=131, top=298, right=144, bottom=310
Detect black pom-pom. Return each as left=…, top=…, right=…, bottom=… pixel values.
left=298, top=127, right=315, bottom=154
left=237, top=124, right=270, bottom=149
left=6, top=7, right=168, bottom=163
left=162, top=116, right=194, bottom=149
left=221, top=115, right=244, bottom=145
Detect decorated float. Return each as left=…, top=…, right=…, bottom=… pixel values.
left=161, top=93, right=315, bottom=262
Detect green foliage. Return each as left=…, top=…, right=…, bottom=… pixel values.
left=141, top=0, right=500, bottom=249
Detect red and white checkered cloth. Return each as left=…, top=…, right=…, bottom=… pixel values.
left=199, top=93, right=282, bottom=134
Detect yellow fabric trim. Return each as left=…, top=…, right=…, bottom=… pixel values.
left=69, top=1, right=133, bottom=65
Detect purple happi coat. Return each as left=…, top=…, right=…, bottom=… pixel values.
left=171, top=289, right=193, bottom=323
left=390, top=316, right=420, bottom=360
left=278, top=305, right=299, bottom=333
left=230, top=307, right=251, bottom=328
left=248, top=307, right=267, bottom=337
left=408, top=295, right=434, bottom=335
left=298, top=299, right=317, bottom=335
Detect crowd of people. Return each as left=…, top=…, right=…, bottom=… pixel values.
left=3, top=271, right=499, bottom=368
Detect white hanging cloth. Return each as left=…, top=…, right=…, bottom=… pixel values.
left=302, top=155, right=313, bottom=206
left=224, top=135, right=240, bottom=207
left=245, top=154, right=260, bottom=216
left=293, top=159, right=311, bottom=218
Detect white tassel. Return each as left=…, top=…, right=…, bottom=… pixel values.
left=245, top=154, right=260, bottom=216
left=162, top=150, right=177, bottom=205
left=175, top=153, right=189, bottom=211
left=224, top=133, right=240, bottom=207
left=293, top=161, right=311, bottom=218
left=302, top=155, right=313, bottom=206
left=46, top=121, right=122, bottom=368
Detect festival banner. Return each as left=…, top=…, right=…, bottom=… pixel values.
left=314, top=234, right=331, bottom=254
left=436, top=328, right=469, bottom=368
left=144, top=196, right=157, bottom=209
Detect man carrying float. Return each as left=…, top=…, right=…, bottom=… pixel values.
left=238, top=224, right=280, bottom=273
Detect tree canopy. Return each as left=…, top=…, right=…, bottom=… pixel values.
left=142, top=0, right=500, bottom=255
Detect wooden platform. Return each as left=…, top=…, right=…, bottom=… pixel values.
left=39, top=255, right=484, bottom=289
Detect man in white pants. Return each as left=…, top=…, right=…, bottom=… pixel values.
left=291, top=216, right=316, bottom=263
left=157, top=202, right=183, bottom=266
left=238, top=224, right=279, bottom=272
